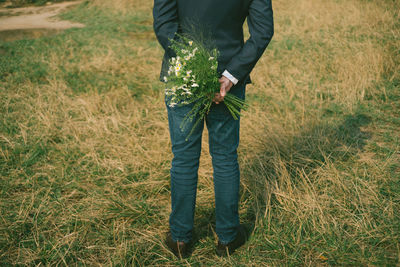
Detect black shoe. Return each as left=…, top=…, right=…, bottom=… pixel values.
left=216, top=225, right=248, bottom=257
left=165, top=232, right=191, bottom=259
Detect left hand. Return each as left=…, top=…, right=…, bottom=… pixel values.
left=213, top=76, right=233, bottom=104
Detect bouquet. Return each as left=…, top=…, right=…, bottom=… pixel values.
left=164, top=35, right=248, bottom=140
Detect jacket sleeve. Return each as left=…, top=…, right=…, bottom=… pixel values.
left=225, top=0, right=274, bottom=82
left=153, top=0, right=179, bottom=58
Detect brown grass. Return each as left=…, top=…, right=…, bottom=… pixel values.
left=91, top=0, right=152, bottom=14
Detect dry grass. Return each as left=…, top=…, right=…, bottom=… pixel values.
left=91, top=0, right=152, bottom=14
left=0, top=0, right=399, bottom=265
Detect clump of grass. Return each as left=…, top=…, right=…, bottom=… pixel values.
left=0, top=0, right=399, bottom=265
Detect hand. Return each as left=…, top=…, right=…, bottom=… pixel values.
left=213, top=76, right=234, bottom=104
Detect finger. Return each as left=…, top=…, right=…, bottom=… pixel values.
left=220, top=87, right=226, bottom=97
left=214, top=91, right=225, bottom=103
left=221, top=82, right=228, bottom=97
left=213, top=93, right=219, bottom=101
left=213, top=97, right=222, bottom=104
left=212, top=95, right=219, bottom=104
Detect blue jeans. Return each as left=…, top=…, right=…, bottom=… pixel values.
left=166, top=83, right=246, bottom=245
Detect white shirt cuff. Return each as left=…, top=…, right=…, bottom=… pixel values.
left=222, top=70, right=239, bottom=85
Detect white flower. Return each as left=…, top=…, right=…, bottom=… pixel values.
left=169, top=102, right=177, bottom=108
left=188, top=41, right=193, bottom=46
left=165, top=87, right=175, bottom=96
left=209, top=57, right=214, bottom=60
left=192, top=47, right=198, bottom=54
left=182, top=86, right=192, bottom=95
left=163, top=76, right=168, bottom=82
left=191, top=83, right=199, bottom=87
left=168, top=65, right=173, bottom=74
left=175, top=63, right=182, bottom=74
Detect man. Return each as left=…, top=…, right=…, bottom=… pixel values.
left=153, top=0, right=274, bottom=258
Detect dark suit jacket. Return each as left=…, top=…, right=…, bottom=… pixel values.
left=153, top=0, right=274, bottom=85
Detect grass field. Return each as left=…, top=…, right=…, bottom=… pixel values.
left=0, top=0, right=399, bottom=265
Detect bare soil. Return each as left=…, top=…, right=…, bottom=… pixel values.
left=0, top=1, right=84, bottom=41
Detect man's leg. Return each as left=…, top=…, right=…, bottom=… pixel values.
left=166, top=101, right=204, bottom=243
left=205, top=84, right=245, bottom=244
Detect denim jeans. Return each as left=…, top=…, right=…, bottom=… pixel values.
left=165, top=83, right=246, bottom=245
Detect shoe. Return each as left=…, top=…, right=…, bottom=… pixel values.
left=165, top=232, right=191, bottom=259
left=216, top=225, right=248, bottom=257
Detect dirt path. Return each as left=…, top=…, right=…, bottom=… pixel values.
left=0, top=1, right=84, bottom=31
